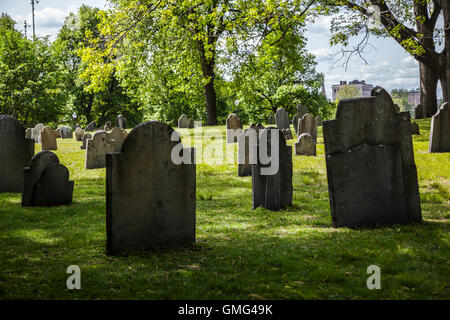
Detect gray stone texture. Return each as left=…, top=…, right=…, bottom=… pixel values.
left=178, top=114, right=190, bottom=128
left=252, top=128, right=292, bottom=211
left=297, top=113, right=317, bottom=141
left=106, top=121, right=196, bottom=255
left=411, top=122, right=420, bottom=135
left=415, top=104, right=424, bottom=119
left=107, top=127, right=128, bottom=152
left=31, top=123, right=44, bottom=143
left=323, top=87, right=422, bottom=228
left=40, top=126, right=58, bottom=151
left=0, top=115, right=35, bottom=193
left=60, top=126, right=73, bottom=139
left=74, top=127, right=85, bottom=141
left=22, top=151, right=73, bottom=206
left=85, top=121, right=97, bottom=132
left=226, top=113, right=243, bottom=143
left=295, top=133, right=316, bottom=156
left=275, top=108, right=290, bottom=130
left=238, top=127, right=262, bottom=177
left=116, top=114, right=127, bottom=129
left=429, top=102, right=450, bottom=153
left=85, top=130, right=115, bottom=169
left=80, top=133, right=92, bottom=150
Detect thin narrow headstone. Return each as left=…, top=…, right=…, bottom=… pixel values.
left=429, top=102, right=450, bottom=153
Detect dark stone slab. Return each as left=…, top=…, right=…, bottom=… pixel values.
left=252, top=128, right=292, bottom=211
left=411, top=122, right=420, bottom=135
left=0, top=115, right=35, bottom=192
left=267, top=114, right=275, bottom=125
left=323, top=87, right=422, bottom=228
left=429, top=102, right=450, bottom=152
left=415, top=104, right=423, bottom=119
left=106, top=121, right=196, bottom=255
left=275, top=108, right=290, bottom=130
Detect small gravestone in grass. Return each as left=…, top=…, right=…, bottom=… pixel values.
left=315, top=115, right=322, bottom=126
left=41, top=126, right=58, bottom=150
left=106, top=121, right=196, bottom=255
left=178, top=114, right=190, bottom=128
left=80, top=133, right=92, bottom=150
left=275, top=108, right=290, bottom=130
left=297, top=113, right=317, bottom=142
left=323, top=86, right=422, bottom=228
left=411, top=122, right=420, bottom=135
left=60, top=126, right=73, bottom=139
left=295, top=133, right=316, bottom=156
left=226, top=113, right=243, bottom=143
left=107, top=127, right=128, bottom=152
left=267, top=114, right=275, bottom=124
left=85, top=121, right=97, bottom=132
left=74, top=127, right=84, bottom=141
left=116, top=114, right=127, bottom=129
left=31, top=123, right=44, bottom=143
left=252, top=128, right=292, bottom=211
left=0, top=115, right=35, bottom=193
left=22, top=151, right=73, bottom=206
left=297, top=104, right=308, bottom=119
left=429, top=102, right=450, bottom=153
left=415, top=104, right=424, bottom=119
left=85, top=130, right=115, bottom=169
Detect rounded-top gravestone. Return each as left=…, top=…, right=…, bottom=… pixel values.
left=275, top=108, right=290, bottom=130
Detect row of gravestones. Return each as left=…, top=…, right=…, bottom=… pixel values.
left=83, top=114, right=128, bottom=133
left=1, top=89, right=448, bottom=256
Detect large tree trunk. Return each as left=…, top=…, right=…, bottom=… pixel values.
left=420, top=62, right=439, bottom=117
left=200, top=58, right=218, bottom=126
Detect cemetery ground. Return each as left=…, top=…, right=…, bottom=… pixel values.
left=0, top=119, right=448, bottom=299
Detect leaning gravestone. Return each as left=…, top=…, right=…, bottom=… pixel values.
left=267, top=114, right=276, bottom=125
left=40, top=126, right=58, bottom=151
left=104, top=121, right=113, bottom=131
left=275, top=108, right=290, bottom=130
left=85, top=130, right=115, bottom=169
left=429, top=102, right=450, bottom=153
left=0, top=115, right=35, bottom=193
left=80, top=133, right=92, bottom=150
left=178, top=114, right=190, bottom=128
left=295, top=133, right=316, bottom=156
left=298, top=113, right=317, bottom=141
left=292, top=115, right=300, bottom=134
left=74, top=127, right=84, bottom=141
left=85, top=121, right=97, bottom=132
left=415, top=104, right=424, bottom=119
left=252, top=128, right=292, bottom=211
left=107, top=127, right=128, bottom=152
left=411, top=122, right=420, bottom=135
left=31, top=123, right=44, bottom=143
left=106, top=121, right=196, bottom=255
left=226, top=113, right=243, bottom=143
left=60, top=126, right=73, bottom=139
left=297, top=104, right=308, bottom=118
left=116, top=114, right=127, bottom=129
left=238, top=125, right=265, bottom=177
left=323, top=87, right=422, bottom=228
left=22, top=151, right=73, bottom=206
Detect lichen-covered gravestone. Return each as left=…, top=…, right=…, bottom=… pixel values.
left=74, top=127, right=84, bottom=141
left=275, top=108, right=290, bottom=130
left=116, top=114, right=127, bottom=129
left=0, top=115, right=35, bottom=193
left=226, top=113, right=243, bottom=143
left=107, top=127, right=128, bottom=152
left=297, top=113, right=317, bottom=142
left=178, top=114, right=190, bottom=128
left=40, top=126, right=58, bottom=151
left=429, top=102, right=450, bottom=153
left=323, top=87, right=422, bottom=228
left=411, top=122, right=420, bottom=135
left=252, top=128, right=292, bottom=211
left=22, top=151, right=74, bottom=206
left=295, top=133, right=316, bottom=156
left=60, top=126, right=73, bottom=139
left=85, top=130, right=115, bottom=169
left=31, top=123, right=44, bottom=143
left=85, top=121, right=97, bottom=132
left=80, top=133, right=92, bottom=150
left=106, top=121, right=196, bottom=255
left=415, top=104, right=424, bottom=119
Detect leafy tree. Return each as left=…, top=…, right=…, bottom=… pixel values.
left=80, top=0, right=317, bottom=125
left=0, top=14, right=66, bottom=127
left=391, top=88, right=413, bottom=112
left=320, top=0, right=449, bottom=117
left=54, top=5, right=141, bottom=127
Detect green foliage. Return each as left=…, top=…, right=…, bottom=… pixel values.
left=0, top=14, right=67, bottom=127
left=391, top=88, right=414, bottom=113
left=335, top=84, right=360, bottom=101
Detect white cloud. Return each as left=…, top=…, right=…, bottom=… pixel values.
left=310, top=48, right=335, bottom=62
left=307, top=16, right=332, bottom=35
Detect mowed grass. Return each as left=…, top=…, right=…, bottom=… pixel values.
left=0, top=118, right=449, bottom=299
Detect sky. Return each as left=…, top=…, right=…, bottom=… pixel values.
left=0, top=0, right=443, bottom=99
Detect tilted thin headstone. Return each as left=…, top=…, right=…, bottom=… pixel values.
left=323, top=87, right=422, bottom=228
left=275, top=108, right=290, bottom=130
left=0, top=115, right=35, bottom=192
left=80, top=133, right=92, bottom=150
left=429, top=102, right=450, bottom=153
left=106, top=121, right=196, bottom=255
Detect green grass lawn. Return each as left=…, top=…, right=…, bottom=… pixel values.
left=0, top=118, right=449, bottom=299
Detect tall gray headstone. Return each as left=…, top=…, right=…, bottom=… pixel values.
left=22, top=151, right=73, bottom=206
left=0, top=115, right=35, bottom=192
left=116, top=114, right=127, bottom=129
left=85, top=130, right=115, bottom=169
left=106, top=121, right=196, bottom=255
left=252, top=128, right=292, bottom=211
left=275, top=108, right=290, bottom=130
left=323, top=87, right=422, bottom=228
left=429, top=102, right=450, bottom=153
left=74, top=127, right=84, bottom=141
left=298, top=113, right=317, bottom=141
